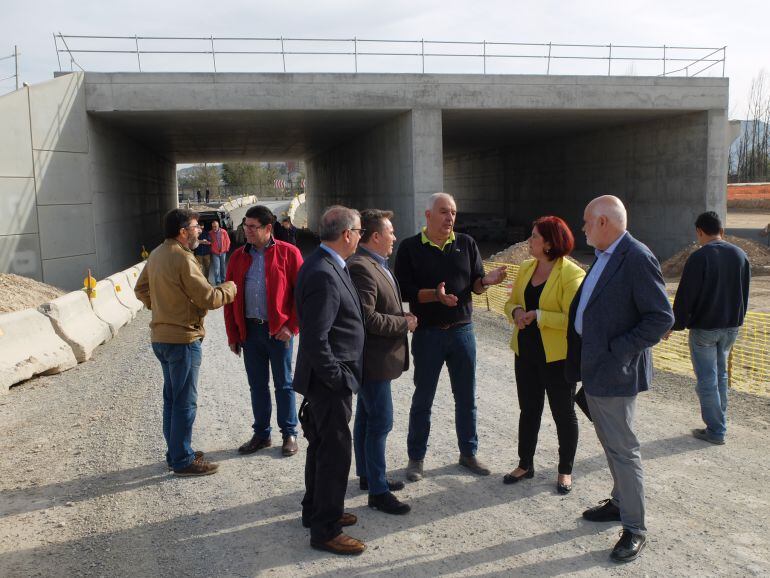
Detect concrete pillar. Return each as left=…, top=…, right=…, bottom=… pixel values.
left=306, top=109, right=443, bottom=240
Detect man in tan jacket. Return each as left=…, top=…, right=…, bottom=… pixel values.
left=135, top=208, right=237, bottom=476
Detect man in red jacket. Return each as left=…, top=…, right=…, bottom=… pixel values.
left=224, top=205, right=304, bottom=457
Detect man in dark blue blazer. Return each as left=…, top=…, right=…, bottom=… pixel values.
left=294, top=206, right=367, bottom=556
left=566, top=195, right=673, bottom=563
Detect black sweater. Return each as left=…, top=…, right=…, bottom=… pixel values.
left=394, top=232, right=485, bottom=328
left=672, top=240, right=750, bottom=331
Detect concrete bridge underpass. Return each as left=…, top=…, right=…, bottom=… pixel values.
left=0, top=71, right=729, bottom=289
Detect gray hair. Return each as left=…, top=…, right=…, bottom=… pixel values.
left=426, top=192, right=456, bottom=212
left=588, top=195, right=628, bottom=229
left=319, top=205, right=360, bottom=241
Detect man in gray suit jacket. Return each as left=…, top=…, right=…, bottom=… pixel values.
left=348, top=210, right=418, bottom=516
left=565, top=196, right=673, bottom=563
left=294, top=206, right=366, bottom=556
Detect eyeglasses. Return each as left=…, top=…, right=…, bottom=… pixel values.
left=244, top=224, right=269, bottom=231
left=349, top=228, right=366, bottom=236
left=186, top=224, right=202, bottom=231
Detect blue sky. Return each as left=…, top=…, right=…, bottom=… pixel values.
left=1, top=0, right=767, bottom=116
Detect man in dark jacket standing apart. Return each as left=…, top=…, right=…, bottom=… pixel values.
left=665, top=211, right=750, bottom=445
left=294, top=206, right=366, bottom=555
left=566, top=195, right=673, bottom=563
left=224, top=205, right=304, bottom=458
left=349, top=209, right=417, bottom=516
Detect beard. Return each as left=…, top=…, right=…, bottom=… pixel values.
left=189, top=239, right=200, bottom=251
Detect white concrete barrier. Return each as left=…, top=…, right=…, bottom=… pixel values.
left=0, top=309, right=77, bottom=393
left=89, top=279, right=133, bottom=336
left=107, top=271, right=143, bottom=316
left=39, top=290, right=112, bottom=362
left=123, top=265, right=142, bottom=289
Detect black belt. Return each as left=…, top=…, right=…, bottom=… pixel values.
left=433, top=321, right=471, bottom=331
left=247, top=318, right=267, bottom=325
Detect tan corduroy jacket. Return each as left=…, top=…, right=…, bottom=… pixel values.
left=135, top=239, right=237, bottom=343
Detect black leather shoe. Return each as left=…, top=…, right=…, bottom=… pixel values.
left=503, top=467, right=534, bottom=484
left=368, top=491, right=411, bottom=515
left=359, top=477, right=405, bottom=492
left=557, top=482, right=572, bottom=494
left=238, top=435, right=271, bottom=455
left=582, top=499, right=621, bottom=522
left=610, top=529, right=646, bottom=563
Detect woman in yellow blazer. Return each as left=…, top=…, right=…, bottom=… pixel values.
left=503, top=216, right=585, bottom=494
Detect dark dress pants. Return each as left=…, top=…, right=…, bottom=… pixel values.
left=300, top=382, right=353, bottom=543
left=514, top=355, right=578, bottom=474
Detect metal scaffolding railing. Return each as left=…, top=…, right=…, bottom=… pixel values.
left=52, top=34, right=727, bottom=77
left=0, top=46, right=20, bottom=92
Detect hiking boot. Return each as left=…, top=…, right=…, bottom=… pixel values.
left=406, top=459, right=424, bottom=482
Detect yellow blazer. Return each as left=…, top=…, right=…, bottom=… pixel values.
left=504, top=257, right=586, bottom=363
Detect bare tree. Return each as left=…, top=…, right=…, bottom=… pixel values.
left=735, top=70, right=770, bottom=182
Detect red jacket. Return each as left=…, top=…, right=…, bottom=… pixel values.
left=224, top=239, right=303, bottom=343
left=209, top=228, right=231, bottom=255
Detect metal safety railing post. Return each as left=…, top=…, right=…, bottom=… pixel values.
left=482, top=40, right=486, bottom=74
left=662, top=44, right=666, bottom=76
left=354, top=37, right=358, bottom=73
left=607, top=43, right=612, bottom=76
left=421, top=38, right=425, bottom=73
left=210, top=36, right=217, bottom=72
left=135, top=35, right=142, bottom=72
left=546, top=42, right=552, bottom=75
left=280, top=36, right=286, bottom=72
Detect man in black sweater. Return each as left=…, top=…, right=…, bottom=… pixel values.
left=394, top=192, right=506, bottom=481
left=666, top=211, right=750, bottom=445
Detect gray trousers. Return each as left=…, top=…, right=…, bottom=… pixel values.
left=586, top=393, right=646, bottom=535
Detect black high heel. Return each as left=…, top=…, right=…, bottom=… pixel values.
left=557, top=476, right=573, bottom=494
left=503, top=467, right=535, bottom=484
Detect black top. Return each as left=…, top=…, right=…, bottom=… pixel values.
left=394, top=232, right=485, bottom=328
left=518, top=280, right=546, bottom=363
left=672, top=240, right=751, bottom=330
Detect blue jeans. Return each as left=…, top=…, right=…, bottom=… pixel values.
left=152, top=340, right=202, bottom=470
left=243, top=322, right=297, bottom=439
left=353, top=380, right=393, bottom=496
left=211, top=253, right=227, bottom=285
left=689, top=327, right=740, bottom=440
left=408, top=323, right=478, bottom=460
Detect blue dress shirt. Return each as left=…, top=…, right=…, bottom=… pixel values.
left=244, top=244, right=269, bottom=320
left=357, top=245, right=395, bottom=285
left=574, top=231, right=627, bottom=336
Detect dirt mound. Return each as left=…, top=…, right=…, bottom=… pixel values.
left=488, top=241, right=588, bottom=270
left=662, top=235, right=770, bottom=278
left=0, top=274, right=66, bottom=314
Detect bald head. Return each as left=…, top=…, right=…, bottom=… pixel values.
left=583, top=195, right=628, bottom=250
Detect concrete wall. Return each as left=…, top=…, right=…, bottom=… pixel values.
left=441, top=112, right=722, bottom=259
left=0, top=74, right=174, bottom=290
left=500, top=112, right=712, bottom=259
left=88, top=116, right=176, bottom=280
left=0, top=87, right=41, bottom=280
left=306, top=109, right=443, bottom=237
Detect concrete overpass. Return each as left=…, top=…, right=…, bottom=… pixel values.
left=0, top=71, right=729, bottom=289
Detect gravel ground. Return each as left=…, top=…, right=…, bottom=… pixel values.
left=1, top=308, right=769, bottom=577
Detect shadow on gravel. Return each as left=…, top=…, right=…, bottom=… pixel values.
left=0, top=447, right=268, bottom=518
left=0, top=434, right=704, bottom=574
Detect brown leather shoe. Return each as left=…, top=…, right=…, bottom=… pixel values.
left=238, top=435, right=272, bottom=454
left=167, top=450, right=204, bottom=471
left=339, top=512, right=357, bottom=527
left=282, top=435, right=298, bottom=456
left=173, top=459, right=219, bottom=477
left=302, top=512, right=357, bottom=529
left=311, top=532, right=366, bottom=555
